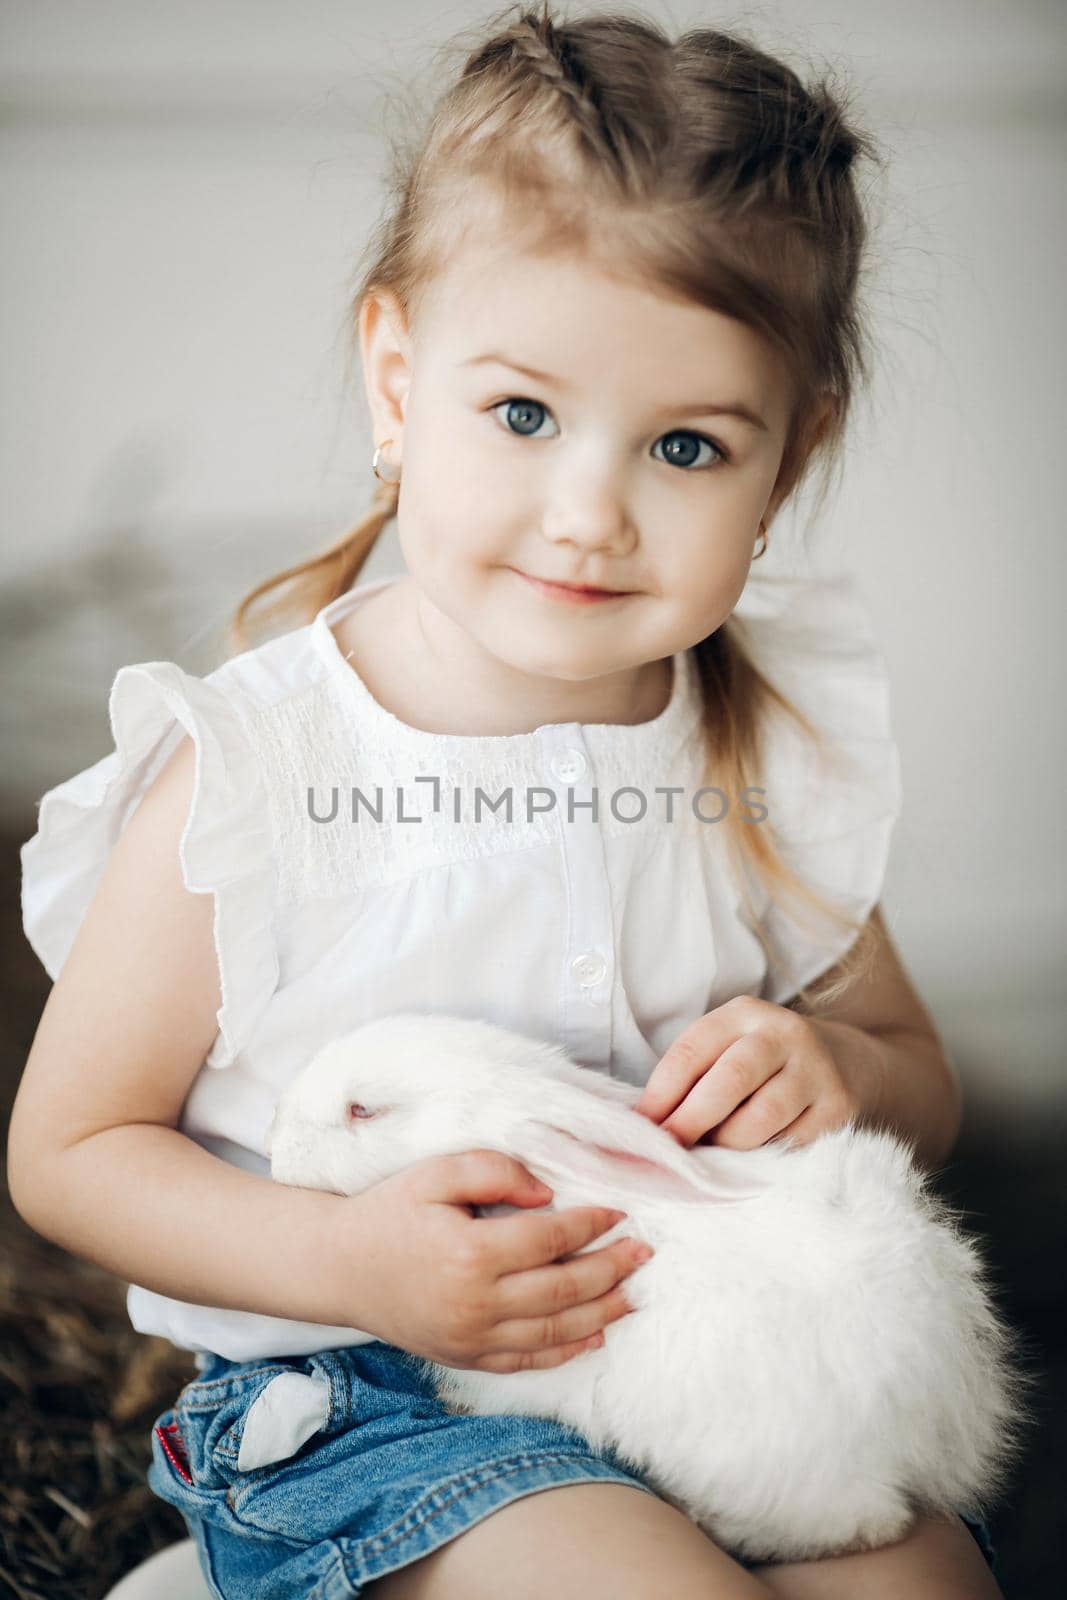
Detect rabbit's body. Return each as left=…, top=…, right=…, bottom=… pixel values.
left=268, top=1012, right=1027, bottom=1565
left=440, top=1128, right=1009, bottom=1561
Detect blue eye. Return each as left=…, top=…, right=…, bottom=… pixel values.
left=488, top=398, right=726, bottom=471
left=652, top=431, right=726, bottom=471
left=491, top=398, right=559, bottom=438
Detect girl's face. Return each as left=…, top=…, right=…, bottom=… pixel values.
left=360, top=234, right=797, bottom=722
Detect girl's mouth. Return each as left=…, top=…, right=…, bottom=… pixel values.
left=512, top=570, right=633, bottom=605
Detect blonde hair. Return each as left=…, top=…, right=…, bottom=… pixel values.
left=230, top=3, right=890, bottom=1011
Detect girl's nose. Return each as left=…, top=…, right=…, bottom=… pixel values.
left=541, top=476, right=636, bottom=555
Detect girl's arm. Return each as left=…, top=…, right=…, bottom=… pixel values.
left=791, top=905, right=963, bottom=1169
left=7, top=736, right=369, bottom=1332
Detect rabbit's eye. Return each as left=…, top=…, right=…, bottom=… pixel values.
left=347, top=1102, right=375, bottom=1120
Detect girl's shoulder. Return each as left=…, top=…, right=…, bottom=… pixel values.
left=730, top=565, right=903, bottom=841
left=203, top=579, right=381, bottom=721
left=19, top=585, right=382, bottom=1069
left=723, top=567, right=904, bottom=1001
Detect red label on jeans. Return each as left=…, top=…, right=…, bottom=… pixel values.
left=155, top=1419, right=193, bottom=1485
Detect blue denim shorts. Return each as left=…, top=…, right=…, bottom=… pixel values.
left=148, top=1341, right=1000, bottom=1598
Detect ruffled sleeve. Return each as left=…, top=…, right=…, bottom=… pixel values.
left=728, top=569, right=904, bottom=1005
left=20, top=661, right=279, bottom=1070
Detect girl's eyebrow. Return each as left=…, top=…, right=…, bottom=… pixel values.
left=459, top=352, right=769, bottom=432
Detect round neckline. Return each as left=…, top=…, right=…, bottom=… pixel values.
left=310, top=577, right=697, bottom=750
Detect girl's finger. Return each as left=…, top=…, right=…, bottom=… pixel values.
left=634, top=1015, right=735, bottom=1119
left=707, top=1073, right=811, bottom=1151
left=487, top=1278, right=636, bottom=1362
left=633, top=997, right=773, bottom=1121
left=661, top=1031, right=784, bottom=1146
left=474, top=1203, right=626, bottom=1277
left=493, top=1232, right=649, bottom=1326
left=765, top=1105, right=820, bottom=1150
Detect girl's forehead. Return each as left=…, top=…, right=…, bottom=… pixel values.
left=416, top=228, right=593, bottom=318
left=419, top=239, right=697, bottom=341
left=411, top=239, right=786, bottom=416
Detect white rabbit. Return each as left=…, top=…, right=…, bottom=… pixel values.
left=267, top=1011, right=1030, bottom=1565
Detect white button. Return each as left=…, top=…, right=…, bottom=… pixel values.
left=571, top=950, right=607, bottom=987
left=551, top=747, right=588, bottom=784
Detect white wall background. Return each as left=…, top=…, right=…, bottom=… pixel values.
left=2, top=0, right=1064, bottom=1130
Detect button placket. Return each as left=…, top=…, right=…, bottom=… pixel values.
left=539, top=726, right=614, bottom=1074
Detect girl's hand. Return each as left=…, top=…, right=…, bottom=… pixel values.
left=632, top=997, right=870, bottom=1151
left=340, top=1150, right=649, bottom=1372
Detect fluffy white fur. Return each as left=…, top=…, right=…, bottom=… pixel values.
left=267, top=1012, right=1030, bottom=1564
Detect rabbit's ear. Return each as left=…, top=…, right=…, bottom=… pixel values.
left=521, top=1115, right=766, bottom=1207
left=522, top=1122, right=704, bottom=1204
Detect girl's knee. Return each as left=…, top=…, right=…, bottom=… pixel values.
left=752, top=1512, right=1003, bottom=1600
left=366, top=1482, right=772, bottom=1600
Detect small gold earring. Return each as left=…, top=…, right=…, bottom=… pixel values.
left=752, top=521, right=768, bottom=560
left=372, top=440, right=401, bottom=485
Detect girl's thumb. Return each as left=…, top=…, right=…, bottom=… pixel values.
left=432, top=1148, right=554, bottom=1207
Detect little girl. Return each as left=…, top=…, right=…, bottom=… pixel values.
left=9, top=6, right=1005, bottom=1597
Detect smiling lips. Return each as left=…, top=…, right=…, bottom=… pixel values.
left=514, top=570, right=632, bottom=605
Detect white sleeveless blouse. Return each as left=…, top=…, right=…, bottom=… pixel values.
left=20, top=569, right=901, bottom=1360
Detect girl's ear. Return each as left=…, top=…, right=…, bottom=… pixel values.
left=514, top=1074, right=768, bottom=1207
left=358, top=289, right=412, bottom=442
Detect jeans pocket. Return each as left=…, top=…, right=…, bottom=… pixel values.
left=215, top=1367, right=332, bottom=1474
left=160, top=1361, right=302, bottom=1494
left=159, top=1347, right=415, bottom=1545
